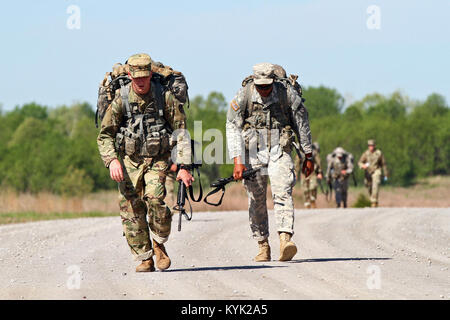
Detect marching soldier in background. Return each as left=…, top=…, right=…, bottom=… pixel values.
left=226, top=63, right=314, bottom=262
left=295, top=142, right=323, bottom=209
left=97, top=53, right=193, bottom=272
left=326, top=147, right=354, bottom=208
left=358, top=139, right=388, bottom=207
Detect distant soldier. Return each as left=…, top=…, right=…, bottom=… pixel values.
left=358, top=139, right=388, bottom=207
left=97, top=53, right=194, bottom=272
left=295, top=142, right=323, bottom=208
left=326, top=147, right=354, bottom=208
left=226, top=63, right=314, bottom=262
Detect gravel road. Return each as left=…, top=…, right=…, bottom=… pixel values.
left=1, top=208, right=449, bottom=300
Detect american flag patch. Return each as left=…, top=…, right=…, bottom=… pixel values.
left=230, top=100, right=240, bottom=111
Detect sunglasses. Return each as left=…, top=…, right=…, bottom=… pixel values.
left=255, top=84, right=273, bottom=90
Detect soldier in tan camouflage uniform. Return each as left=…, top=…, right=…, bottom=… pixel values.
left=326, top=147, right=354, bottom=208
left=226, top=63, right=314, bottom=262
left=295, top=142, right=323, bottom=209
left=358, top=139, right=388, bottom=207
left=97, top=53, right=193, bottom=272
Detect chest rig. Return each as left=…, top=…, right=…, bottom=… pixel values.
left=115, top=80, right=172, bottom=158
left=242, top=81, right=295, bottom=151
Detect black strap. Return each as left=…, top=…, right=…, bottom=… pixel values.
left=95, top=109, right=99, bottom=128
left=188, top=165, right=203, bottom=202
left=203, top=186, right=226, bottom=207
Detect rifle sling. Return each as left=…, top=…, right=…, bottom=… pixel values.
left=203, top=185, right=226, bottom=207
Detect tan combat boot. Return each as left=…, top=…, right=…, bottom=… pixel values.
left=371, top=202, right=378, bottom=208
left=254, top=239, right=271, bottom=262
left=136, top=258, right=155, bottom=272
left=311, top=200, right=317, bottom=209
left=153, top=240, right=171, bottom=270
left=279, top=232, right=297, bottom=261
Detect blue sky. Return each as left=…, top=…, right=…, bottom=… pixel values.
left=0, top=0, right=449, bottom=111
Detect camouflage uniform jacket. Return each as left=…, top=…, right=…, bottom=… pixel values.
left=226, top=81, right=312, bottom=159
left=326, top=154, right=354, bottom=181
left=358, top=149, right=388, bottom=175
left=97, top=83, right=190, bottom=167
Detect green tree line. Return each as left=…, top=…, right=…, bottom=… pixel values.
left=0, top=87, right=448, bottom=195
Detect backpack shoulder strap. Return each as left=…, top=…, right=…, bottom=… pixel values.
left=241, top=80, right=254, bottom=118
left=151, top=78, right=165, bottom=118
left=120, top=80, right=132, bottom=119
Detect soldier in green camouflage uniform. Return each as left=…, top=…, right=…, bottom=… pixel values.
left=226, top=63, right=314, bottom=262
left=295, top=142, right=323, bottom=209
left=97, top=53, right=193, bottom=272
left=358, top=139, right=388, bottom=207
left=326, top=147, right=354, bottom=208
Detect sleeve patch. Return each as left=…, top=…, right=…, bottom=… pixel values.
left=230, top=99, right=240, bottom=111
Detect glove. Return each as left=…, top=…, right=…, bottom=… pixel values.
left=302, top=157, right=314, bottom=178
left=384, top=176, right=388, bottom=182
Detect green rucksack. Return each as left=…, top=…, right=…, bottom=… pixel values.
left=95, top=61, right=189, bottom=128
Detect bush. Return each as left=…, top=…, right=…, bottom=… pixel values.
left=352, top=193, right=372, bottom=208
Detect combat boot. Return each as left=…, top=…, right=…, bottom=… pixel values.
left=371, top=202, right=378, bottom=208
left=311, top=200, right=317, bottom=209
left=153, top=240, right=171, bottom=270
left=254, top=239, right=271, bottom=262
left=279, top=232, right=297, bottom=261
left=304, top=202, right=311, bottom=209
left=136, top=258, right=155, bottom=272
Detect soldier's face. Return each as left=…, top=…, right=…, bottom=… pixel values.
left=369, top=145, right=375, bottom=152
left=130, top=72, right=152, bottom=95
left=255, top=84, right=273, bottom=97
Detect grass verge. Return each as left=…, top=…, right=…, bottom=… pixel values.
left=0, top=211, right=116, bottom=225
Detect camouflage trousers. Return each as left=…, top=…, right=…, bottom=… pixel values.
left=118, top=155, right=172, bottom=261
left=243, top=150, right=296, bottom=241
left=365, top=169, right=382, bottom=204
left=301, top=173, right=318, bottom=206
left=165, top=171, right=177, bottom=209
left=333, top=178, right=349, bottom=208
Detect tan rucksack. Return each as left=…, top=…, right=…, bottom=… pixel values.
left=95, top=61, right=189, bottom=128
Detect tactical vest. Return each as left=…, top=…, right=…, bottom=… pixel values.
left=328, top=153, right=354, bottom=180
left=241, top=80, right=302, bottom=150
left=115, top=80, right=172, bottom=158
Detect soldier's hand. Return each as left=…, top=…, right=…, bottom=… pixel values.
left=302, top=155, right=314, bottom=177
left=233, top=156, right=247, bottom=180
left=177, top=169, right=194, bottom=187
left=341, top=169, right=347, bottom=175
left=233, top=164, right=247, bottom=180
left=317, top=173, right=323, bottom=180
left=109, top=159, right=124, bottom=182
left=169, top=163, right=178, bottom=172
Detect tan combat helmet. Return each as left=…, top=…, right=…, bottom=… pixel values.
left=368, top=139, right=376, bottom=146
left=253, top=63, right=275, bottom=85
left=334, top=147, right=345, bottom=157
left=127, top=53, right=152, bottom=78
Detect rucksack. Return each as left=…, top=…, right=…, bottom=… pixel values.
left=326, top=150, right=354, bottom=167
left=240, top=64, right=304, bottom=119
left=95, top=61, right=189, bottom=128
